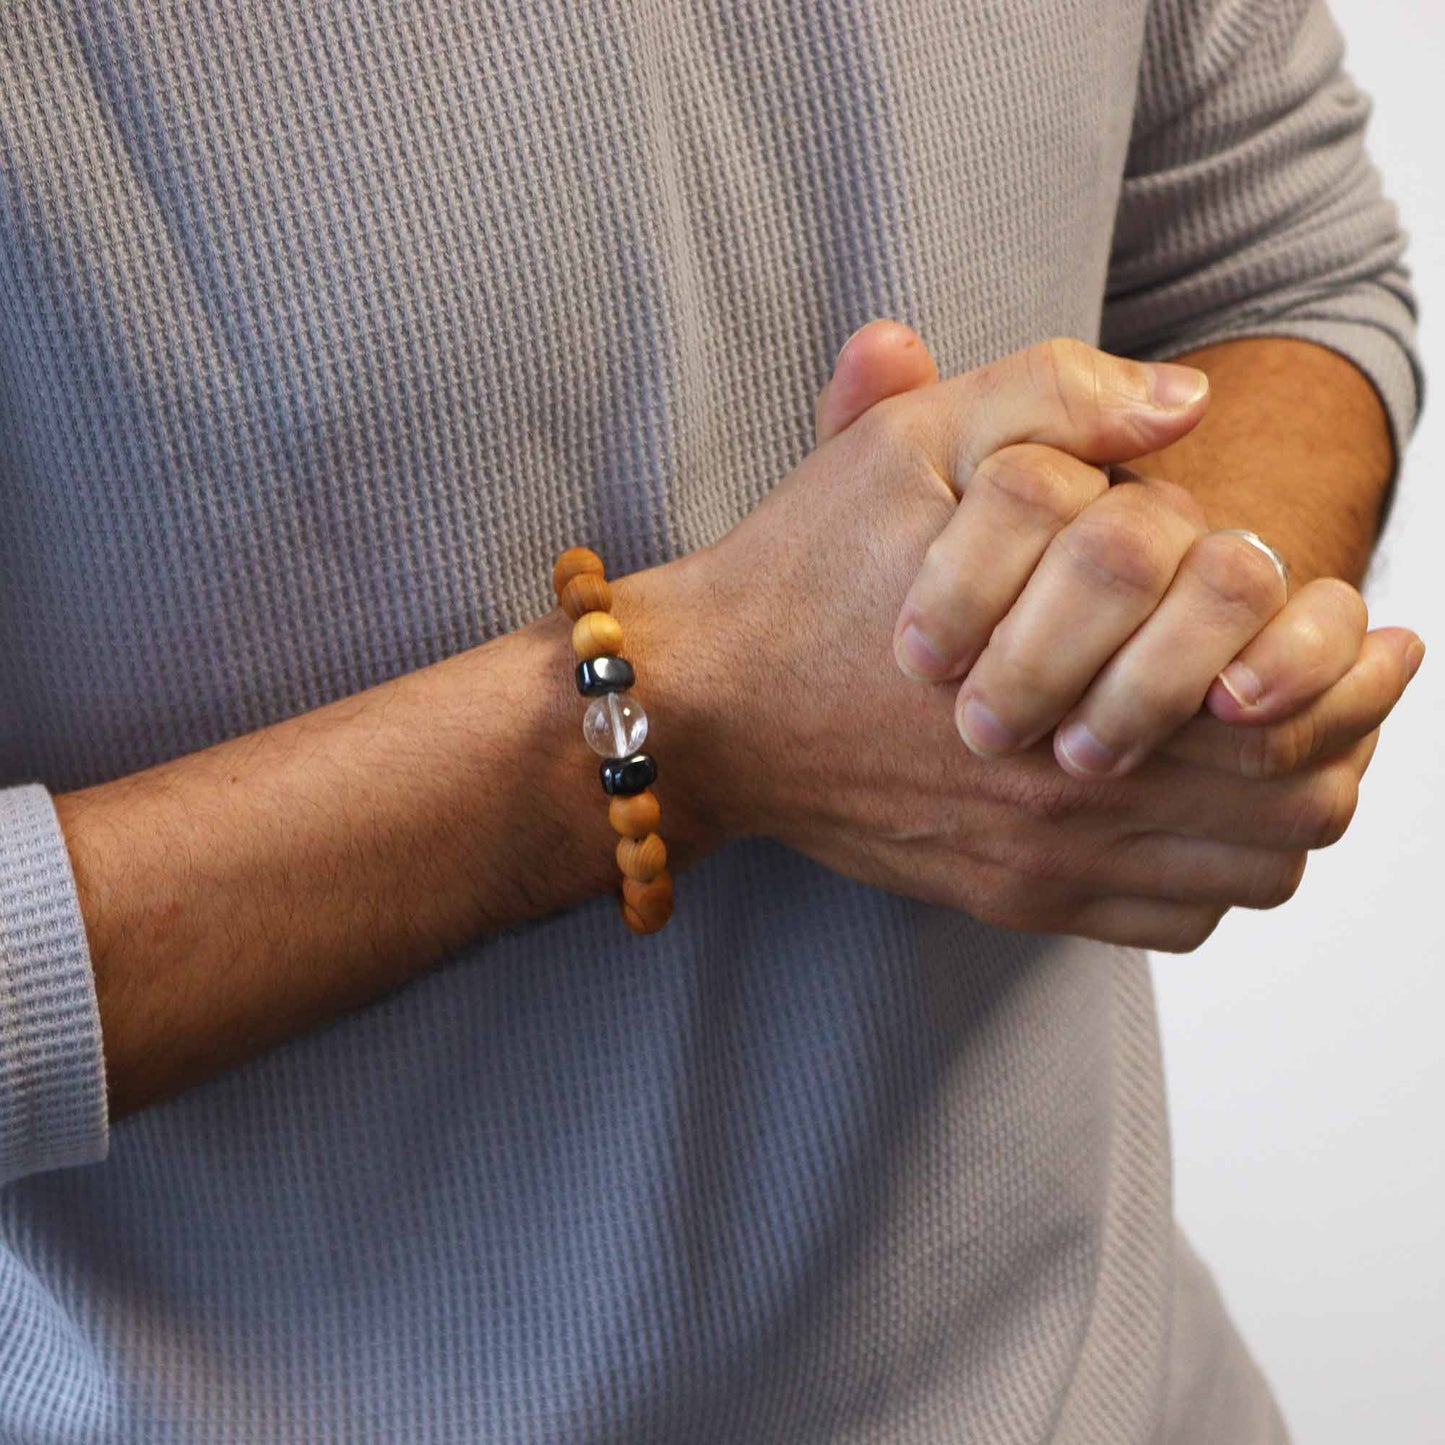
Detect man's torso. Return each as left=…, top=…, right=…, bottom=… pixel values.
left=0, top=4, right=1274, bottom=1440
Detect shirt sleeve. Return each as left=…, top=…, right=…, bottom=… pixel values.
left=1101, top=0, right=1424, bottom=487
left=0, top=783, right=109, bottom=1187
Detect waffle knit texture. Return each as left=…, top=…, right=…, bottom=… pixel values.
left=0, top=0, right=1419, bottom=1440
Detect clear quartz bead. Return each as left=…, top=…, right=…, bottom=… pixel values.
left=583, top=691, right=648, bottom=758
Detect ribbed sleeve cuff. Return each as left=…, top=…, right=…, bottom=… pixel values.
left=0, top=784, right=109, bottom=1186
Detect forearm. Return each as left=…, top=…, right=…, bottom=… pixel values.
left=1130, top=337, right=1396, bottom=586
left=56, top=558, right=714, bottom=1119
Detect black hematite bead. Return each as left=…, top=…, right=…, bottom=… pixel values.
left=575, top=654, right=635, bottom=697
left=600, top=752, right=657, bottom=796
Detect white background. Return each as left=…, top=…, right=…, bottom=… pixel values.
left=1154, top=3, right=1445, bottom=1441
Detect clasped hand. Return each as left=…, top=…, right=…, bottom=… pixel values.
left=668, top=322, right=1422, bottom=950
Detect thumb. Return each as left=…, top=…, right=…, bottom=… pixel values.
left=936, top=338, right=1211, bottom=490
left=815, top=319, right=940, bottom=445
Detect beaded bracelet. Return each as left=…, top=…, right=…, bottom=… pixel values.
left=551, top=547, right=674, bottom=935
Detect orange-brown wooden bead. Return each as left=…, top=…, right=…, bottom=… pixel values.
left=621, top=871, right=674, bottom=931
left=620, top=895, right=670, bottom=934
left=551, top=546, right=605, bottom=599
left=608, top=790, right=661, bottom=839
left=620, top=899, right=660, bottom=934
left=571, top=610, right=624, bottom=660
left=559, top=572, right=612, bottom=620
left=616, top=832, right=667, bottom=882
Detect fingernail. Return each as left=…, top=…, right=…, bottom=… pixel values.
left=1149, top=363, right=1209, bottom=410
left=1218, top=661, right=1263, bottom=708
left=1057, top=720, right=1118, bottom=775
left=897, top=623, right=948, bottom=679
left=1405, top=638, right=1426, bottom=681
left=958, top=696, right=1015, bottom=755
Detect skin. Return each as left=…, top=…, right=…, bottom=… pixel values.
left=56, top=329, right=1422, bottom=1120
left=829, top=328, right=1419, bottom=758
left=676, top=329, right=1420, bottom=952
left=885, top=331, right=1420, bottom=782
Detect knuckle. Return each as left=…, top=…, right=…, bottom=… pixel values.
left=1324, top=770, right=1361, bottom=845
left=1314, top=575, right=1370, bottom=632
left=1035, top=336, right=1092, bottom=383
left=980, top=629, right=1057, bottom=710
left=917, top=534, right=959, bottom=595
left=1189, top=534, right=1287, bottom=617
left=851, top=389, right=919, bottom=458
left=1058, top=504, right=1173, bottom=598
left=973, top=445, right=1085, bottom=526
left=1126, top=678, right=1199, bottom=738
left=1286, top=615, right=1331, bottom=680
left=1012, top=768, right=1084, bottom=822
left=1354, top=727, right=1383, bottom=777
left=907, top=577, right=966, bottom=658
left=1249, top=713, right=1315, bottom=779
left=1154, top=908, right=1225, bottom=954
left=1043, top=335, right=1093, bottom=368
left=1252, top=851, right=1308, bottom=909
left=1010, top=835, right=1084, bottom=888
left=1288, top=770, right=1359, bottom=848
left=1005, top=766, right=1123, bottom=827
left=964, top=871, right=1037, bottom=933
left=1238, top=724, right=1279, bottom=780
left=1144, top=477, right=1209, bottom=531
left=1032, top=337, right=1095, bottom=418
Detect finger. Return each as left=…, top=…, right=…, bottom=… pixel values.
left=893, top=444, right=1109, bottom=681
left=954, top=478, right=1205, bottom=757
left=1082, top=833, right=1308, bottom=909
left=1159, top=627, right=1422, bottom=778
left=1205, top=577, right=1369, bottom=722
left=1111, top=748, right=1364, bottom=851
left=1353, top=725, right=1382, bottom=781
left=1053, top=528, right=1289, bottom=777
left=1064, top=896, right=1226, bottom=953
left=815, top=320, right=940, bottom=445
left=922, top=337, right=1210, bottom=493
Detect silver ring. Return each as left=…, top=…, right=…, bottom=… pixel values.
left=1211, top=528, right=1289, bottom=590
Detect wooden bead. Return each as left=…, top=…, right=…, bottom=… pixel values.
left=616, top=832, right=667, bottom=882
left=571, top=610, right=624, bottom=661
left=551, top=546, right=605, bottom=599
left=620, top=899, right=661, bottom=935
left=622, top=870, right=673, bottom=910
left=622, top=870, right=674, bottom=931
left=559, top=572, right=612, bottom=620
left=608, top=790, right=661, bottom=839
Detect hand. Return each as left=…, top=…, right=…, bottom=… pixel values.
left=880, top=347, right=1302, bottom=778
left=1162, top=621, right=1425, bottom=779
left=648, top=326, right=1423, bottom=950
left=825, top=326, right=1427, bottom=790
left=861, top=326, right=1422, bottom=783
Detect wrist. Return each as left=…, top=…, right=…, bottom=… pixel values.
left=608, top=546, right=760, bottom=868
left=1131, top=338, right=1394, bottom=588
